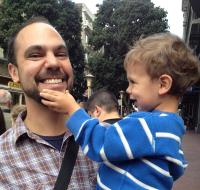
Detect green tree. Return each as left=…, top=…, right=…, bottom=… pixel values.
left=0, top=0, right=85, bottom=99
left=89, top=0, right=168, bottom=98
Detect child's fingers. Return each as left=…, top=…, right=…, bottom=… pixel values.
left=42, top=89, right=60, bottom=96
left=40, top=92, right=57, bottom=101
left=41, top=99, right=56, bottom=107
left=41, top=99, right=65, bottom=113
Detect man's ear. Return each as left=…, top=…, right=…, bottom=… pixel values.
left=8, top=63, right=20, bottom=82
left=158, top=74, right=172, bottom=95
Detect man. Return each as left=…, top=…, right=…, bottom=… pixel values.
left=86, top=89, right=121, bottom=124
left=0, top=89, right=12, bottom=129
left=0, top=17, right=97, bottom=189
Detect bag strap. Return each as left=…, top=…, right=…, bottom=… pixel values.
left=53, top=136, right=79, bottom=190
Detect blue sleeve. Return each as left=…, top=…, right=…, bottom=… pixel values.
left=66, top=109, right=157, bottom=162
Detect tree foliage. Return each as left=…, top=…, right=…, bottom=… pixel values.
left=88, top=0, right=168, bottom=98
left=0, top=0, right=86, bottom=99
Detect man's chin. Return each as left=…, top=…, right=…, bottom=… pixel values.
left=38, top=83, right=67, bottom=93
left=24, top=90, right=42, bottom=104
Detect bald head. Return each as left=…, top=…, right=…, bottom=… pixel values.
left=7, top=17, right=62, bottom=66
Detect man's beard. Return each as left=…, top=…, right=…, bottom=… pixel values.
left=21, top=69, right=69, bottom=104
left=23, top=87, right=42, bottom=104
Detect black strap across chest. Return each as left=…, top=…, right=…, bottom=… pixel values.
left=53, top=136, right=79, bottom=190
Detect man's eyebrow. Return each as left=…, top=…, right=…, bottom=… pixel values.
left=24, top=45, right=43, bottom=56
left=55, top=45, right=68, bottom=53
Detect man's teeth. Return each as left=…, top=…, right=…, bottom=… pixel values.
left=43, top=79, right=62, bottom=84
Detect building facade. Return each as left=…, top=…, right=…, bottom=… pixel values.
left=182, top=0, right=200, bottom=132
left=76, top=3, right=95, bottom=66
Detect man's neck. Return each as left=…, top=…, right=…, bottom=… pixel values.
left=24, top=99, right=67, bottom=136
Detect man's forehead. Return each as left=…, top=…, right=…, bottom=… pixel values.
left=16, top=22, right=64, bottom=46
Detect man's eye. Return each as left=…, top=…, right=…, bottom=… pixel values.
left=31, top=54, right=40, bottom=57
left=56, top=52, right=67, bottom=57
left=55, top=52, right=68, bottom=60
left=29, top=53, right=42, bottom=58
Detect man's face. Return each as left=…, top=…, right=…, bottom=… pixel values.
left=9, top=22, right=73, bottom=103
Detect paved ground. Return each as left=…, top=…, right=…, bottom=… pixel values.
left=173, top=130, right=200, bottom=190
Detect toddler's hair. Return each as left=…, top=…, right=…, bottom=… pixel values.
left=124, top=32, right=200, bottom=96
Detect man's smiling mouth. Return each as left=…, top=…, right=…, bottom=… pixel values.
left=43, top=79, right=63, bottom=84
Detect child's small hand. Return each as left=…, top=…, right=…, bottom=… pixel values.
left=40, top=89, right=80, bottom=115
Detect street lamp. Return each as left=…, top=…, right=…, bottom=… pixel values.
left=119, top=90, right=124, bottom=116
left=85, top=73, right=94, bottom=98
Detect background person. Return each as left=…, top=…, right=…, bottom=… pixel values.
left=0, top=89, right=12, bottom=129
left=0, top=16, right=97, bottom=189
left=10, top=104, right=26, bottom=126
left=86, top=89, right=121, bottom=124
left=0, top=108, right=6, bottom=135
left=40, top=32, right=200, bottom=190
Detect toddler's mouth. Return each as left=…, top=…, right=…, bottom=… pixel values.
left=130, top=99, right=138, bottom=112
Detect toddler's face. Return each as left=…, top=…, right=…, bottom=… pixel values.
left=126, top=63, right=161, bottom=111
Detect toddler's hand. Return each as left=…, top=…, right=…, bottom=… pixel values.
left=40, top=89, right=80, bottom=115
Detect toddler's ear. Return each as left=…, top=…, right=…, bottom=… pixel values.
left=158, top=74, right=172, bottom=95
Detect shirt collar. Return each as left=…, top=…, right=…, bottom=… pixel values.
left=13, top=111, right=73, bottom=145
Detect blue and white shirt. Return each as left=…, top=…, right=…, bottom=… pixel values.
left=67, top=109, right=187, bottom=190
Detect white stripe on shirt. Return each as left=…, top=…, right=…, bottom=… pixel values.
left=114, top=123, right=134, bottom=159
left=104, top=161, right=158, bottom=190
left=165, top=156, right=184, bottom=167
left=179, top=149, right=184, bottom=155
left=97, top=173, right=111, bottom=190
left=156, top=132, right=181, bottom=144
left=100, top=147, right=108, bottom=161
left=142, top=159, right=171, bottom=177
left=83, top=145, right=89, bottom=155
left=75, top=118, right=96, bottom=141
left=100, top=150, right=158, bottom=189
left=138, top=118, right=155, bottom=150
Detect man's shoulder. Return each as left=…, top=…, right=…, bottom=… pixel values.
left=0, top=128, right=16, bottom=152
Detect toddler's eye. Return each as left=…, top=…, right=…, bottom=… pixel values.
left=129, top=80, right=135, bottom=84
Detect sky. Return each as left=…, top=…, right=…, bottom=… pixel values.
left=73, top=0, right=183, bottom=38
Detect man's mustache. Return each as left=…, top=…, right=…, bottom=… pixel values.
left=35, top=69, right=68, bottom=82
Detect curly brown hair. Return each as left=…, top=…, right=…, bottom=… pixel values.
left=124, top=32, right=200, bottom=96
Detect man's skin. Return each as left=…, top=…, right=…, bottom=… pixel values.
left=8, top=22, right=73, bottom=136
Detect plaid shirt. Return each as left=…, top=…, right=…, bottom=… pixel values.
left=0, top=113, right=98, bottom=190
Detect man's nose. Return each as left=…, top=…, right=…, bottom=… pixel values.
left=45, top=53, right=59, bottom=68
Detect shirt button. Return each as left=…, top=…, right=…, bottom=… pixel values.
left=50, top=149, right=55, bottom=153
